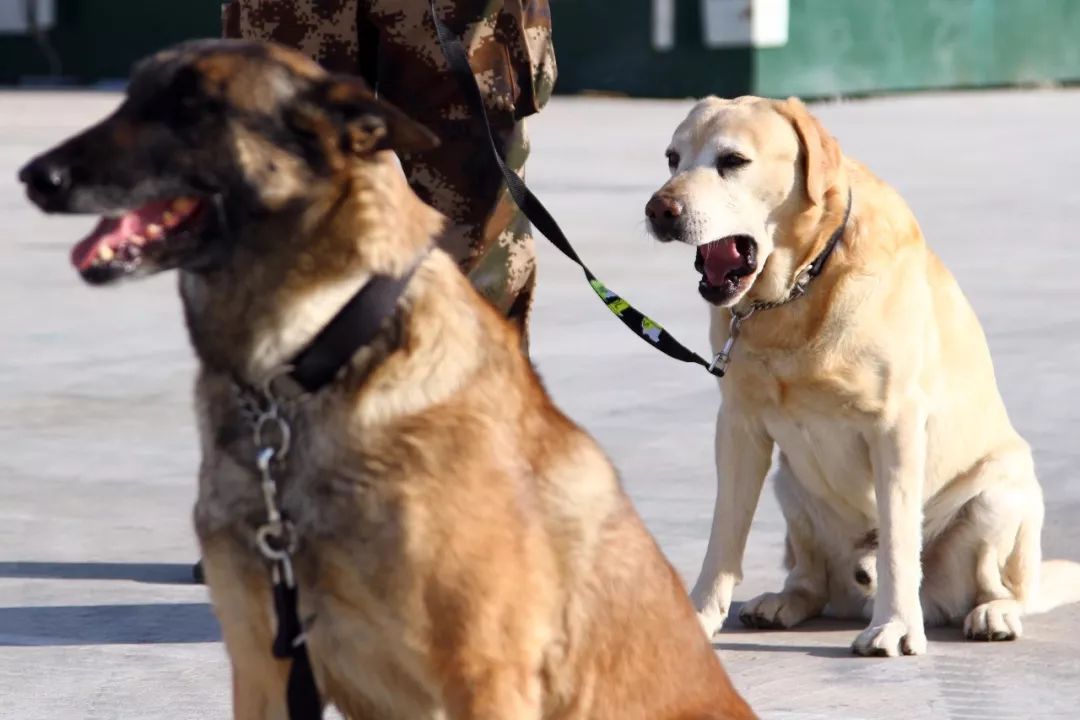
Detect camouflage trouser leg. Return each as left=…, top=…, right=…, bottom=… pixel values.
left=222, top=0, right=556, bottom=340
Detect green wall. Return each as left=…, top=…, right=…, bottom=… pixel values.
left=757, top=0, right=1080, bottom=97
left=547, top=0, right=752, bottom=99
left=3, top=1, right=1080, bottom=98
left=551, top=0, right=1080, bottom=98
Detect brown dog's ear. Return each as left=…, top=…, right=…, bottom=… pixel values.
left=775, top=97, right=841, bottom=206
left=297, top=75, right=440, bottom=156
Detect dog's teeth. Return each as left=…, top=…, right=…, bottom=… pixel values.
left=130, top=234, right=145, bottom=246
left=162, top=211, right=177, bottom=227
left=146, top=223, right=163, bottom=239
left=98, top=245, right=114, bottom=262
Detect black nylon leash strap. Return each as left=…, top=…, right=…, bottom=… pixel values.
left=271, top=576, right=322, bottom=719
left=428, top=1, right=724, bottom=377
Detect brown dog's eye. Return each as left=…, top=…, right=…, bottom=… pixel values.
left=717, top=152, right=750, bottom=176
left=666, top=150, right=680, bottom=171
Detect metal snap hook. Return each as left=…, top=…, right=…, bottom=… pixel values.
left=254, top=412, right=291, bottom=459
left=255, top=521, right=296, bottom=561
left=709, top=307, right=752, bottom=377
left=708, top=349, right=732, bottom=376
left=261, top=364, right=296, bottom=400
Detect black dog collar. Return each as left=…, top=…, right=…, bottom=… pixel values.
left=286, top=257, right=425, bottom=394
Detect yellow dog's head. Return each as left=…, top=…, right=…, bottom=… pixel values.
left=646, top=96, right=847, bottom=308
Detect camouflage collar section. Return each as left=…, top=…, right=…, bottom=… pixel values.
left=709, top=189, right=853, bottom=378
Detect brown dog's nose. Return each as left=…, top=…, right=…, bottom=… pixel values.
left=645, top=193, right=684, bottom=239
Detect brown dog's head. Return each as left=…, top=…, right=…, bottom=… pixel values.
left=18, top=39, right=438, bottom=285
left=645, top=96, right=845, bottom=307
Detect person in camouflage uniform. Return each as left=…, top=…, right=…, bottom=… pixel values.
left=222, top=0, right=556, bottom=337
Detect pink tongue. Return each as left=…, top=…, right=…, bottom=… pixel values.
left=69, top=199, right=174, bottom=270
left=71, top=218, right=118, bottom=270
left=701, top=238, right=743, bottom=286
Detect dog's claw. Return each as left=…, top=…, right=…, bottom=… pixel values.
left=738, top=591, right=817, bottom=630
left=853, top=618, right=927, bottom=657
left=963, top=600, right=1023, bottom=642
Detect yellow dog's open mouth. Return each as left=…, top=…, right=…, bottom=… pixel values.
left=695, top=234, right=757, bottom=304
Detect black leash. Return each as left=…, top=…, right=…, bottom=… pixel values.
left=429, top=0, right=726, bottom=377
left=273, top=573, right=321, bottom=720
left=430, top=2, right=851, bottom=378
left=238, top=257, right=425, bottom=720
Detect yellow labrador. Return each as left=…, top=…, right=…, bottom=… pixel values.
left=645, top=95, right=1080, bottom=656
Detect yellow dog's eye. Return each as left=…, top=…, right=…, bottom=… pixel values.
left=716, top=152, right=750, bottom=176
left=666, top=150, right=680, bottom=170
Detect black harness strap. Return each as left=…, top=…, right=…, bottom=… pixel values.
left=428, top=0, right=726, bottom=377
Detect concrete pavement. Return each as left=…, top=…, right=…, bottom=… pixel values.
left=2, top=88, right=1079, bottom=719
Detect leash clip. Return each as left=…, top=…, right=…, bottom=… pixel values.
left=709, top=343, right=733, bottom=377
left=254, top=409, right=292, bottom=462
left=789, top=276, right=809, bottom=300
left=708, top=307, right=753, bottom=377
left=256, top=521, right=297, bottom=563
left=240, top=378, right=300, bottom=575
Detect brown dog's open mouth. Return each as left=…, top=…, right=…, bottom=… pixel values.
left=70, top=197, right=208, bottom=284
left=694, top=234, right=757, bottom=304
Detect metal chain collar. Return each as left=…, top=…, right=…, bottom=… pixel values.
left=709, top=190, right=852, bottom=377
left=233, top=373, right=324, bottom=717
left=708, top=262, right=816, bottom=377
left=234, top=372, right=303, bottom=589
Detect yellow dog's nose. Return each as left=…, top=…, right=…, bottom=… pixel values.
left=645, top=193, right=684, bottom=238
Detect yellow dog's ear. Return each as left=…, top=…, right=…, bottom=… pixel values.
left=775, top=97, right=841, bottom=206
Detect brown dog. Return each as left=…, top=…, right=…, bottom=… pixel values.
left=20, top=40, right=755, bottom=719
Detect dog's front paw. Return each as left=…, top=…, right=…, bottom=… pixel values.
left=739, top=591, right=816, bottom=629
left=696, top=607, right=727, bottom=638
left=691, top=590, right=728, bottom=638
left=852, top=619, right=927, bottom=657
left=963, top=600, right=1023, bottom=641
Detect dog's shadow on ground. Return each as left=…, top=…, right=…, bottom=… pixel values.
left=713, top=602, right=970, bottom=658
left=0, top=562, right=221, bottom=647
left=0, top=561, right=194, bottom=584
left=0, top=602, right=221, bottom=646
